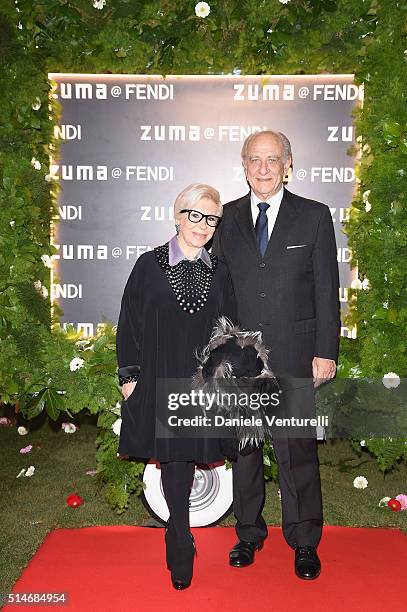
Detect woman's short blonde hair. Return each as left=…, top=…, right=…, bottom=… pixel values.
left=173, top=183, right=223, bottom=218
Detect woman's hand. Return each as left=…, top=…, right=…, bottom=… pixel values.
left=122, top=381, right=137, bottom=400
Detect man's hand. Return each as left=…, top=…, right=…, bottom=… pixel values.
left=312, top=357, right=336, bottom=388
left=122, top=381, right=137, bottom=400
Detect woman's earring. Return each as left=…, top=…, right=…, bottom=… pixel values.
left=175, top=223, right=180, bottom=235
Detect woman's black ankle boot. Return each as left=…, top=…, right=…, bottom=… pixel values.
left=170, top=533, right=197, bottom=590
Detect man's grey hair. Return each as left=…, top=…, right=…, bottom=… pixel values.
left=173, top=183, right=223, bottom=218
left=241, top=130, right=292, bottom=165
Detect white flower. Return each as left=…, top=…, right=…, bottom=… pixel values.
left=361, top=278, right=370, bottom=290
left=34, top=280, right=48, bottom=298
left=398, top=169, right=404, bottom=176
left=379, top=496, right=391, bottom=507
left=16, top=468, right=26, bottom=478
left=25, top=465, right=35, bottom=477
left=93, top=0, right=106, bottom=9
left=353, top=476, right=368, bottom=489
left=112, top=418, right=122, bottom=436
left=10, top=220, right=15, bottom=227
left=31, top=157, right=41, bottom=170
left=365, top=202, right=371, bottom=212
left=195, top=2, right=210, bottom=18
left=61, top=422, right=77, bottom=434
left=382, top=372, right=400, bottom=389
left=41, top=254, right=52, bottom=268
left=32, top=97, right=41, bottom=111
left=18, top=426, right=28, bottom=435
left=351, top=278, right=362, bottom=290
left=383, top=301, right=389, bottom=309
left=360, top=439, right=366, bottom=447
left=17, top=21, right=23, bottom=29
left=69, top=357, right=84, bottom=371
left=279, top=0, right=291, bottom=4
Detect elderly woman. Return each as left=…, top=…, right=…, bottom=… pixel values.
left=116, top=183, right=236, bottom=590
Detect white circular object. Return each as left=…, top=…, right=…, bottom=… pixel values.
left=141, top=462, right=233, bottom=527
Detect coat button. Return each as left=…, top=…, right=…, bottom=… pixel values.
left=260, top=292, right=266, bottom=298
left=259, top=262, right=266, bottom=268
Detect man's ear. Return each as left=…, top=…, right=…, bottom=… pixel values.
left=284, top=156, right=292, bottom=174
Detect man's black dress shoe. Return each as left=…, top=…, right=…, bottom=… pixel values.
left=294, top=546, right=321, bottom=580
left=229, top=540, right=264, bottom=567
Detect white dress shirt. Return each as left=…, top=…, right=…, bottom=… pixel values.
left=250, top=185, right=284, bottom=239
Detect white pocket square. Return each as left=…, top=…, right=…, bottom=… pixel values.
left=286, top=244, right=307, bottom=249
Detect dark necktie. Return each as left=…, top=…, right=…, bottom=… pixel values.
left=255, top=202, right=270, bottom=257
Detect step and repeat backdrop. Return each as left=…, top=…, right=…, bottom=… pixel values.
left=48, top=74, right=362, bottom=338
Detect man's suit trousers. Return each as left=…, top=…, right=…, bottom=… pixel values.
left=233, top=437, right=323, bottom=549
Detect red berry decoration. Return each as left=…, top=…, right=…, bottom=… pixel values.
left=388, top=498, right=402, bottom=512
left=66, top=493, right=84, bottom=508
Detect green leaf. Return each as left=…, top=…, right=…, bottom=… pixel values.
left=383, top=122, right=402, bottom=138
left=3, top=177, right=13, bottom=190
left=372, top=307, right=388, bottom=320
left=88, top=363, right=114, bottom=374
left=44, top=388, right=65, bottom=421
left=25, top=388, right=47, bottom=419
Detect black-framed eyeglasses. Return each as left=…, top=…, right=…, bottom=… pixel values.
left=180, top=209, right=222, bottom=227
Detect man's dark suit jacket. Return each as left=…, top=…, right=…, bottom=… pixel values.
left=211, top=187, right=341, bottom=379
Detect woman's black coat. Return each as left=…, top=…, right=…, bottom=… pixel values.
left=116, top=244, right=237, bottom=463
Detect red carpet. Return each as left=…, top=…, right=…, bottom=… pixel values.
left=5, top=526, right=407, bottom=611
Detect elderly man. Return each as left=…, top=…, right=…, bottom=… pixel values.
left=211, top=130, right=340, bottom=579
